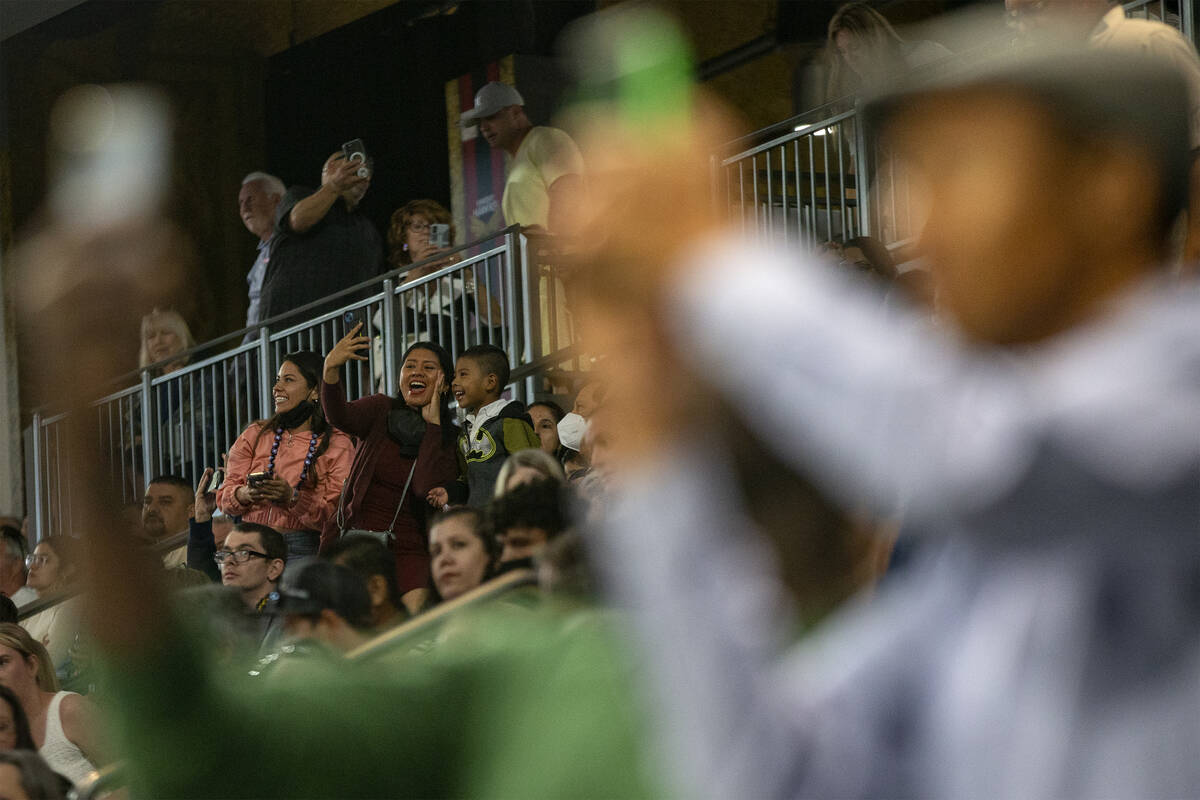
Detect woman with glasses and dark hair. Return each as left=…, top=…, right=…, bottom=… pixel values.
left=321, top=334, right=462, bottom=614
left=218, top=352, right=354, bottom=563
left=388, top=199, right=503, bottom=351
left=19, top=538, right=80, bottom=674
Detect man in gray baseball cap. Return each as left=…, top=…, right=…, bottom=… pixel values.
left=459, top=81, right=584, bottom=234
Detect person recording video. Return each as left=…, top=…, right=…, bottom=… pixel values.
left=258, top=143, right=385, bottom=325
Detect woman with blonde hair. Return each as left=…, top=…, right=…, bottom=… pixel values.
left=138, top=307, right=194, bottom=375
left=0, top=625, right=102, bottom=787
left=135, top=307, right=218, bottom=482
left=493, top=448, right=566, bottom=498
left=823, top=2, right=951, bottom=102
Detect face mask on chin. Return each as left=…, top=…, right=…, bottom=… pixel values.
left=557, top=412, right=588, bottom=452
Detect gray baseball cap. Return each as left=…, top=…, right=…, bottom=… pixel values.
left=459, top=81, right=524, bottom=126
left=862, top=36, right=1190, bottom=225
left=264, top=560, right=372, bottom=629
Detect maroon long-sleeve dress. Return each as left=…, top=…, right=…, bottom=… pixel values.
left=320, top=380, right=461, bottom=593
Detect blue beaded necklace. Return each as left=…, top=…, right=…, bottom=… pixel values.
left=268, top=427, right=320, bottom=489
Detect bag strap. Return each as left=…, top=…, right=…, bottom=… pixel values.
left=336, top=459, right=418, bottom=538
left=382, top=460, right=419, bottom=535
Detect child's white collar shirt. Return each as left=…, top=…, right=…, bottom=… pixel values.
left=463, top=397, right=510, bottom=444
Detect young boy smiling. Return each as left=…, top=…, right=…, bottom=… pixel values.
left=451, top=345, right=540, bottom=506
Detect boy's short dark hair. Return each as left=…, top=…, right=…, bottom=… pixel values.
left=460, top=344, right=510, bottom=390
left=232, top=522, right=287, bottom=566
left=487, top=479, right=569, bottom=541
left=325, top=535, right=401, bottom=610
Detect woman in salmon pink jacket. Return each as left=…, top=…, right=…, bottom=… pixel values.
left=218, top=351, right=353, bottom=562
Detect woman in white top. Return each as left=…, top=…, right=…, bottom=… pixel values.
left=0, top=625, right=101, bottom=787
left=19, top=537, right=81, bottom=673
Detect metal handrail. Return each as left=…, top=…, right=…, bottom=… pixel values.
left=26, top=226, right=586, bottom=539
left=721, top=108, right=859, bottom=165
left=348, top=568, right=537, bottom=661
left=712, top=0, right=1196, bottom=251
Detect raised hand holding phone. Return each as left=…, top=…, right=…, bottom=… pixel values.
left=324, top=322, right=370, bottom=384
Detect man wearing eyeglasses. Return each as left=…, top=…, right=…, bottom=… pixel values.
left=215, top=522, right=288, bottom=653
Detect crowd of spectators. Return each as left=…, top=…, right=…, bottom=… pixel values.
left=3, top=1, right=1200, bottom=795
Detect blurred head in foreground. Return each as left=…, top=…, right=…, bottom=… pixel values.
left=866, top=45, right=1188, bottom=345
left=270, top=560, right=373, bottom=653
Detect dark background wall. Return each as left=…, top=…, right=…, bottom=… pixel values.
left=1, top=0, right=967, bottom=416
left=264, top=1, right=592, bottom=244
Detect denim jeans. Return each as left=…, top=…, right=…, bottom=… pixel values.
left=283, top=530, right=320, bottom=565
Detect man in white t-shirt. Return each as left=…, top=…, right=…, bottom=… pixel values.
left=460, top=81, right=585, bottom=233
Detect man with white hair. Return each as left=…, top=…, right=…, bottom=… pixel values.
left=238, top=172, right=285, bottom=334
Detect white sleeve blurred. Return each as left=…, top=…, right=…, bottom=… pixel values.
left=669, top=236, right=1036, bottom=523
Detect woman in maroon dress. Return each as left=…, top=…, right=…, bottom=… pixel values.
left=321, top=326, right=461, bottom=613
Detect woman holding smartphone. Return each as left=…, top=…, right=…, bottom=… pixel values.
left=217, top=351, right=353, bottom=562
left=388, top=199, right=502, bottom=352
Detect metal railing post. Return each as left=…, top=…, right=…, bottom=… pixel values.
left=1183, top=0, right=1195, bottom=45
left=139, top=371, right=155, bottom=484
left=852, top=99, right=872, bottom=237
left=511, top=231, right=536, bottom=401
left=380, top=278, right=397, bottom=395
left=30, top=414, right=44, bottom=543
left=257, top=327, right=273, bottom=419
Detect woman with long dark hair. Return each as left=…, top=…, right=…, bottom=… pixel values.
left=0, top=684, right=37, bottom=751
left=217, top=351, right=354, bottom=562
left=321, top=330, right=461, bottom=614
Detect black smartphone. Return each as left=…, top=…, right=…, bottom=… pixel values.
left=247, top=472, right=269, bottom=488
left=341, top=138, right=370, bottom=178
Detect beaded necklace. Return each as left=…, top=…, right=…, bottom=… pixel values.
left=268, top=427, right=319, bottom=489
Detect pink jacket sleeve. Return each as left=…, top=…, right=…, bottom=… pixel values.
left=216, top=424, right=263, bottom=517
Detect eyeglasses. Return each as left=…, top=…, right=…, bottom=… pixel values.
left=24, top=555, right=48, bottom=568
left=407, top=221, right=431, bottom=233
left=214, top=549, right=269, bottom=566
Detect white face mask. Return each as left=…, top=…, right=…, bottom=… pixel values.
left=557, top=412, right=588, bottom=452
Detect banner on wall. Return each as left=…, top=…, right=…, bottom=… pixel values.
left=446, top=55, right=571, bottom=248
left=446, top=57, right=514, bottom=246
